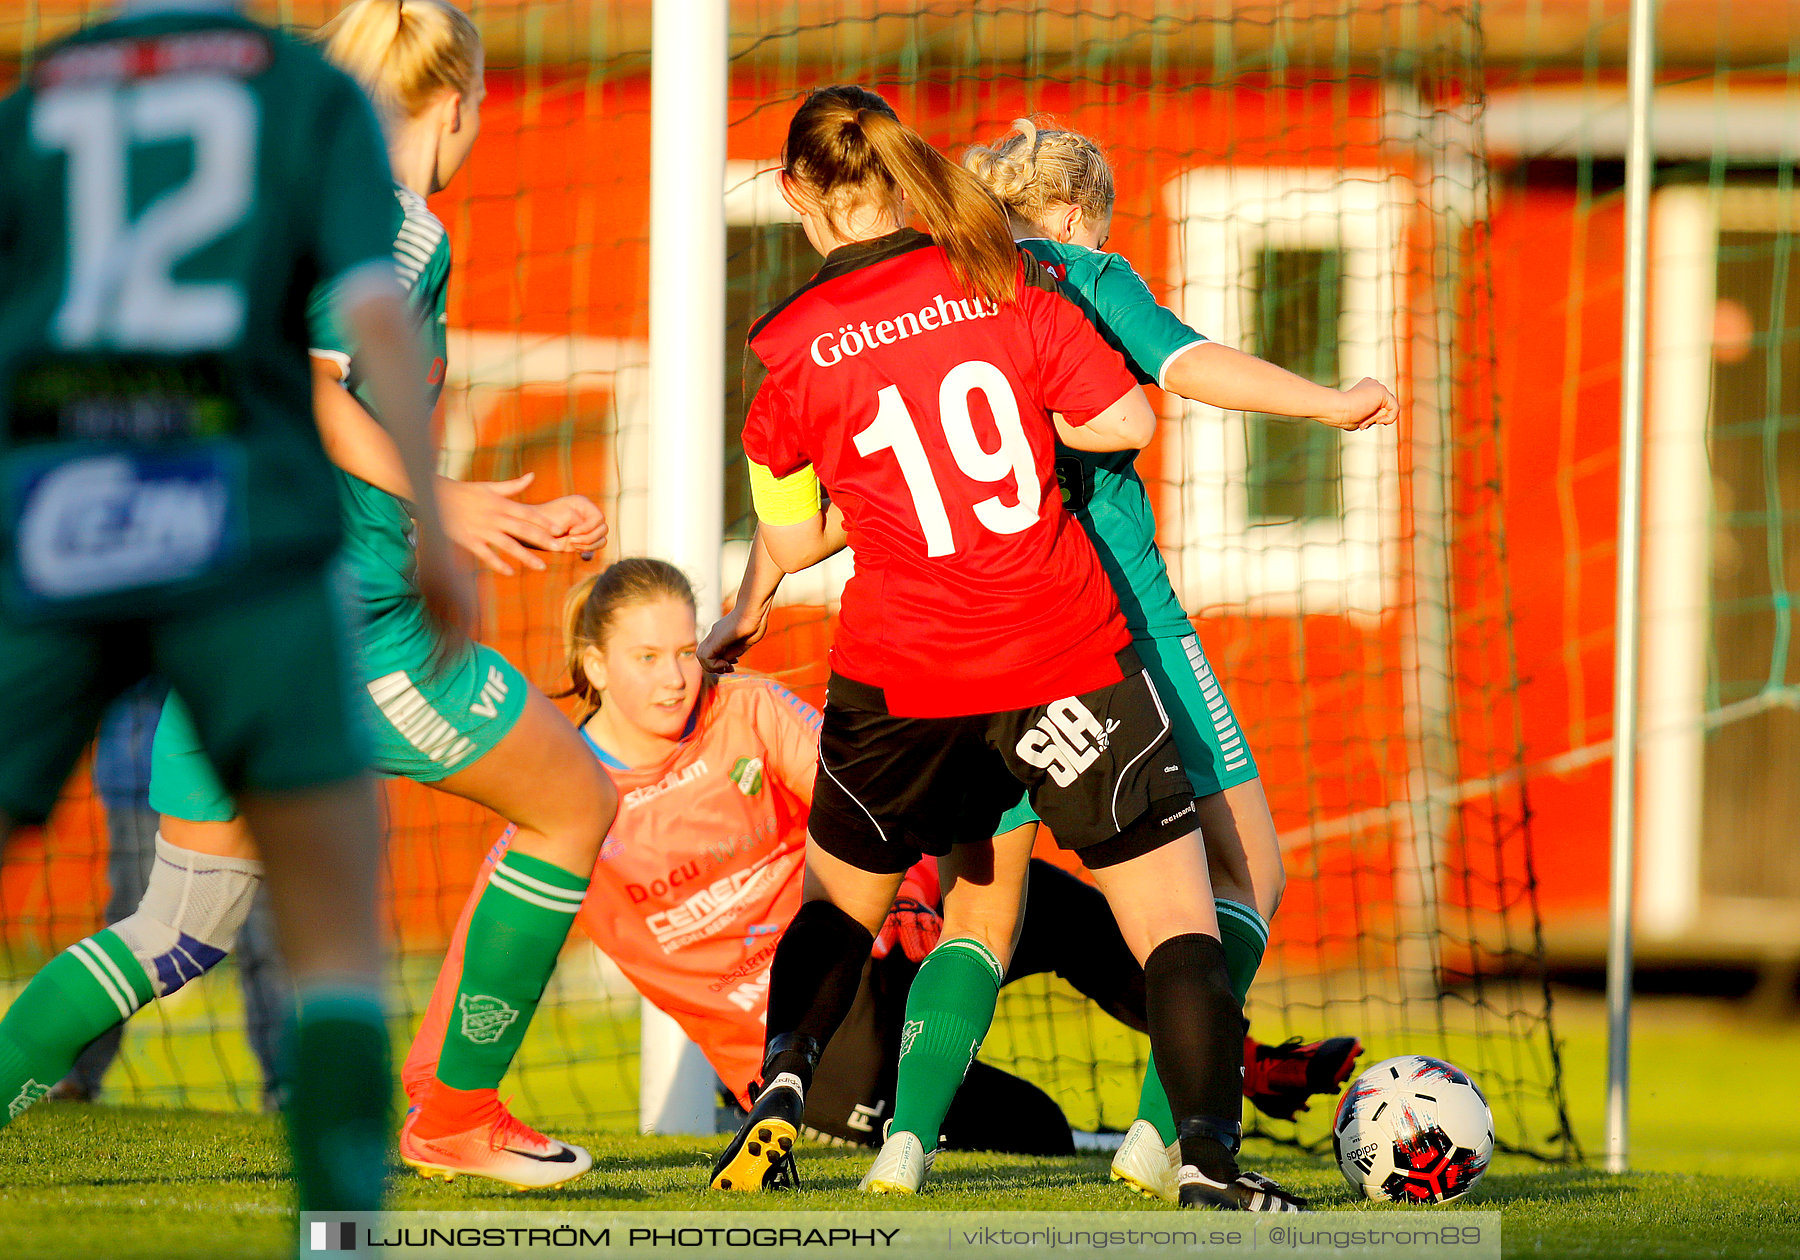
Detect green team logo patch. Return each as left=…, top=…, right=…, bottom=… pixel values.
left=8, top=1080, right=50, bottom=1120
left=457, top=994, right=519, bottom=1045
left=730, top=756, right=764, bottom=797
left=899, top=1019, right=924, bottom=1061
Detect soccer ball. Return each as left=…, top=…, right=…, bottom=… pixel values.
left=1332, top=1055, right=1494, bottom=1204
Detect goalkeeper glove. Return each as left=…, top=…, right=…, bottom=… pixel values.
left=872, top=892, right=943, bottom=963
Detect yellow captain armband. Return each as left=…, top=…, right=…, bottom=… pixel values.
left=748, top=459, right=823, bottom=527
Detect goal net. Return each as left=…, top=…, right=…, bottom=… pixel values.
left=32, top=1, right=1769, bottom=1166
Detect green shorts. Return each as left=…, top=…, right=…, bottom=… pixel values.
left=0, top=566, right=367, bottom=825
left=995, top=632, right=1259, bottom=834
left=150, top=599, right=530, bottom=822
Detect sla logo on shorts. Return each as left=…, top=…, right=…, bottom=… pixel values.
left=730, top=756, right=764, bottom=796
left=457, top=993, right=519, bottom=1044
left=1014, top=698, right=1122, bottom=787
left=8, top=1079, right=50, bottom=1119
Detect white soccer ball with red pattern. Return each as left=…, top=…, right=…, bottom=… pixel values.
left=1332, top=1055, right=1494, bottom=1204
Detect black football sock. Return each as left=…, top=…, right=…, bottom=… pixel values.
left=1145, top=932, right=1243, bottom=1184
left=761, top=899, right=875, bottom=1092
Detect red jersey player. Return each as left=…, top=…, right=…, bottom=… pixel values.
left=702, top=85, right=1304, bottom=1213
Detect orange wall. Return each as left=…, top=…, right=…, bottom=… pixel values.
left=1480, top=168, right=1626, bottom=922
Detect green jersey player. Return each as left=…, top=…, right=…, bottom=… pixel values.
left=0, top=0, right=473, bottom=1219
left=152, top=0, right=620, bottom=1194
left=0, top=0, right=618, bottom=1200
left=958, top=118, right=1395, bottom=1200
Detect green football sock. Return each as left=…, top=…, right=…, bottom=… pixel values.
left=0, top=929, right=153, bottom=1127
left=1135, top=899, right=1269, bottom=1144
left=284, top=985, right=390, bottom=1213
left=889, top=937, right=1005, bottom=1147
left=431, top=849, right=587, bottom=1093
left=1213, top=899, right=1271, bottom=1002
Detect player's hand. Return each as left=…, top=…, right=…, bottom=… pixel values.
left=1319, top=377, right=1400, bottom=431
left=699, top=605, right=771, bottom=675
left=872, top=895, right=943, bottom=963
left=437, top=474, right=559, bottom=576
left=414, top=526, right=479, bottom=661
left=535, top=494, right=609, bottom=557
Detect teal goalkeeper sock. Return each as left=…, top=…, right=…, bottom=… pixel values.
left=0, top=929, right=153, bottom=1127
left=1135, top=899, right=1269, bottom=1144
left=889, top=938, right=1005, bottom=1147
left=283, top=985, right=391, bottom=1213
left=429, top=850, right=587, bottom=1096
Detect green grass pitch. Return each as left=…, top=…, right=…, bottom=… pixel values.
left=1, top=996, right=1796, bottom=1259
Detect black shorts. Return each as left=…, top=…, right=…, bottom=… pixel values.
left=809, top=649, right=1197, bottom=875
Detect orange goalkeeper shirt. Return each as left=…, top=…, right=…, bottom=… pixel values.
left=575, top=675, right=819, bottom=1100
left=400, top=674, right=824, bottom=1108
left=399, top=675, right=956, bottom=1110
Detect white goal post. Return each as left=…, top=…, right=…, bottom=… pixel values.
left=639, top=0, right=729, bottom=1135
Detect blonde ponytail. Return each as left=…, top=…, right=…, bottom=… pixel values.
left=782, top=85, right=1020, bottom=308
left=964, top=117, right=1115, bottom=230
left=318, top=0, right=481, bottom=126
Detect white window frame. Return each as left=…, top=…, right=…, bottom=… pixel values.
left=440, top=329, right=649, bottom=555
left=721, top=159, right=853, bottom=606
left=1165, top=167, right=1406, bottom=616
left=1637, top=185, right=1800, bottom=938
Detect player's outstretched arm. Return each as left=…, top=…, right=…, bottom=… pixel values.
left=1054, top=385, right=1156, bottom=452
left=435, top=477, right=562, bottom=576
left=703, top=527, right=789, bottom=673
left=312, top=355, right=578, bottom=576
left=1165, top=342, right=1399, bottom=431
left=346, top=291, right=477, bottom=641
